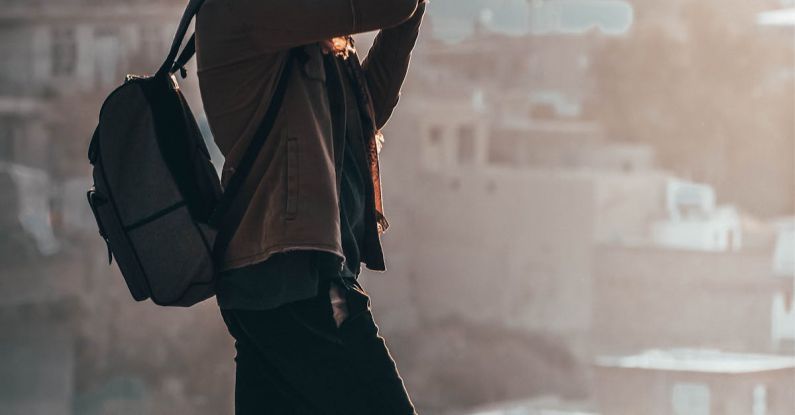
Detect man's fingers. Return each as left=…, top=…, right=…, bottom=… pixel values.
left=329, top=283, right=349, bottom=328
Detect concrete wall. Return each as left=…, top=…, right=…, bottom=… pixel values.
left=0, top=321, right=74, bottom=415
left=594, top=366, right=795, bottom=415
left=366, top=103, right=596, bottom=342
left=592, top=245, right=789, bottom=354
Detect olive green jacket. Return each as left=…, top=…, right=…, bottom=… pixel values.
left=196, top=0, right=425, bottom=271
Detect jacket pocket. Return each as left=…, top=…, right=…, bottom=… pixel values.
left=284, top=133, right=299, bottom=220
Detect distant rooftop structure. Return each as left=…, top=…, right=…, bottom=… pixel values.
left=429, top=0, right=633, bottom=43
left=459, top=396, right=598, bottom=415
left=757, top=8, right=795, bottom=26
left=528, top=0, right=634, bottom=36
left=529, top=91, right=583, bottom=118
left=596, top=349, right=795, bottom=374
left=0, top=0, right=182, bottom=19
left=651, top=179, right=742, bottom=252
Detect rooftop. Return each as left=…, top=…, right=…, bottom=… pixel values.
left=0, top=1, right=182, bottom=20
left=596, top=348, right=795, bottom=374
left=457, top=396, right=597, bottom=415
left=757, top=8, right=795, bottom=26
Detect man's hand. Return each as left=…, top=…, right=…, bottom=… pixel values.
left=329, top=282, right=349, bottom=328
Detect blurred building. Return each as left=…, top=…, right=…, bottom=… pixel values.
left=651, top=179, right=741, bottom=252
left=593, top=0, right=795, bottom=218
left=0, top=2, right=234, bottom=415
left=0, top=0, right=791, bottom=414
left=0, top=162, right=79, bottom=415
left=365, top=9, right=794, bottom=411
left=0, top=0, right=188, bottom=175
left=592, top=243, right=791, bottom=355
left=368, top=24, right=665, bottom=406
left=592, top=175, right=794, bottom=355
left=594, top=349, right=795, bottom=415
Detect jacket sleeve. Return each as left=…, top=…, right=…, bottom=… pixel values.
left=362, top=1, right=426, bottom=130
left=233, top=0, right=420, bottom=52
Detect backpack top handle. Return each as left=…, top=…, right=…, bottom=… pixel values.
left=171, top=35, right=197, bottom=79
left=156, top=0, right=206, bottom=78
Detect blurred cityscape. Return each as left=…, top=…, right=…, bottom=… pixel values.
left=0, top=0, right=793, bottom=414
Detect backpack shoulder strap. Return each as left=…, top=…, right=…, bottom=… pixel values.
left=157, top=0, right=205, bottom=78
left=158, top=0, right=297, bottom=265
left=210, top=50, right=297, bottom=263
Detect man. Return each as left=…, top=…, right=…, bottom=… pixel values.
left=195, top=0, right=426, bottom=413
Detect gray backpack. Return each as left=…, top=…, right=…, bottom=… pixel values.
left=86, top=0, right=294, bottom=306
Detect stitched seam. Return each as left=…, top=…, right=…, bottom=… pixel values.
left=123, top=201, right=186, bottom=231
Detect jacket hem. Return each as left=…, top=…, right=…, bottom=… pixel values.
left=221, top=243, right=345, bottom=272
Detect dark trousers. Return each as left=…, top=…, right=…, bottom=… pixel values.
left=220, top=280, right=416, bottom=414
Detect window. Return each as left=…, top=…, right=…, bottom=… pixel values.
left=429, top=126, right=444, bottom=145
left=51, top=27, right=77, bottom=76
left=488, top=134, right=521, bottom=167
left=424, top=125, right=447, bottom=169
left=457, top=125, right=477, bottom=164
left=94, top=28, right=121, bottom=89
left=140, top=25, right=165, bottom=66
left=671, top=382, right=711, bottom=415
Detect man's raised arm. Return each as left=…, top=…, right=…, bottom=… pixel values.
left=235, top=0, right=420, bottom=52
left=362, top=1, right=426, bottom=129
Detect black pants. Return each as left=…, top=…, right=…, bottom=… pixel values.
left=220, top=280, right=416, bottom=414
